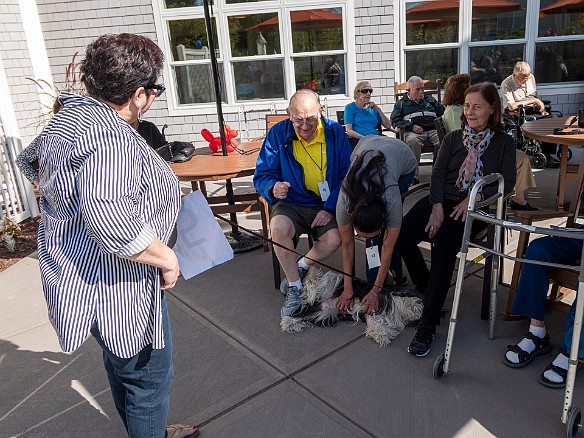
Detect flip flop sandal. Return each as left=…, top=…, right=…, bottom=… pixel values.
left=539, top=362, right=583, bottom=389
left=502, top=332, right=552, bottom=368
left=166, top=424, right=199, bottom=438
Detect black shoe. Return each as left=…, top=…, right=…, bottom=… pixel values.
left=510, top=200, right=539, bottom=211
left=407, top=324, right=435, bottom=357
left=411, top=177, right=420, bottom=186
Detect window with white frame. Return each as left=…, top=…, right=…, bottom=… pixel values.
left=401, top=0, right=584, bottom=86
left=157, top=0, right=350, bottom=109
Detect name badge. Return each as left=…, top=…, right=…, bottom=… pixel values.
left=318, top=181, right=330, bottom=202
left=366, top=245, right=381, bottom=269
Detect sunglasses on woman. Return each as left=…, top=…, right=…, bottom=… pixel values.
left=359, top=88, right=373, bottom=94
left=146, top=83, right=166, bottom=97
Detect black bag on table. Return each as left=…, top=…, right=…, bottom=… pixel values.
left=154, top=141, right=196, bottom=163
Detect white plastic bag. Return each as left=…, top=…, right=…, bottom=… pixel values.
left=172, top=190, right=233, bottom=279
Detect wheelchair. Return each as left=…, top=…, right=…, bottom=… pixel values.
left=503, top=101, right=568, bottom=169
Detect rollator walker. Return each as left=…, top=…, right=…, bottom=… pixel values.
left=432, top=173, right=584, bottom=438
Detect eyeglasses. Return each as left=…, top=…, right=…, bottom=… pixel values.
left=146, top=83, right=166, bottom=97
left=514, top=74, right=532, bottom=83
left=291, top=116, right=319, bottom=127
left=358, top=88, right=373, bottom=94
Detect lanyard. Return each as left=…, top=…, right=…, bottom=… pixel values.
left=299, top=139, right=325, bottom=181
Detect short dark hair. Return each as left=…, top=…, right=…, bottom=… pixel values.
left=81, top=33, right=164, bottom=105
left=461, top=82, right=503, bottom=132
left=442, top=74, right=471, bottom=106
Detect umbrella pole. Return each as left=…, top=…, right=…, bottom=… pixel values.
left=203, top=0, right=262, bottom=253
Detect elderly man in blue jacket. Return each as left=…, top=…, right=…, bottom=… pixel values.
left=254, top=89, right=351, bottom=317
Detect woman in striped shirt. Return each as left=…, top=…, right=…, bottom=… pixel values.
left=36, top=34, right=197, bottom=438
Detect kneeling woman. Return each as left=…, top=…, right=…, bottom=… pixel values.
left=397, top=82, right=516, bottom=357
left=336, top=135, right=416, bottom=315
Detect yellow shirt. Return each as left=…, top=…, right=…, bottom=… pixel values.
left=292, top=119, right=327, bottom=196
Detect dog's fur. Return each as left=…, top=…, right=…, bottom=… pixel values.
left=280, top=268, right=423, bottom=346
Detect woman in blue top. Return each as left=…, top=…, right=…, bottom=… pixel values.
left=344, top=81, right=392, bottom=148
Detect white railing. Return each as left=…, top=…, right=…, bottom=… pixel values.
left=0, top=118, right=33, bottom=223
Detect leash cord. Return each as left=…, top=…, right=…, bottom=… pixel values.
left=213, top=213, right=397, bottom=295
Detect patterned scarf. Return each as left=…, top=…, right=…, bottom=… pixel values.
left=456, top=125, right=495, bottom=192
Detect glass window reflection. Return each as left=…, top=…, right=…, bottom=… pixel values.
left=405, top=1, right=459, bottom=45
left=229, top=13, right=281, bottom=57
left=405, top=48, right=458, bottom=83
left=538, top=0, right=584, bottom=37
left=291, top=9, right=344, bottom=53
left=173, top=64, right=226, bottom=105
left=164, top=0, right=208, bottom=8
left=471, top=0, right=526, bottom=41
left=232, top=60, right=285, bottom=100
left=168, top=18, right=219, bottom=62
left=535, top=40, right=584, bottom=83
left=469, top=44, right=524, bottom=84
left=293, top=55, right=346, bottom=95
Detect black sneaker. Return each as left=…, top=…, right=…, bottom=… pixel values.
left=407, top=324, right=435, bottom=357
left=510, top=200, right=539, bottom=211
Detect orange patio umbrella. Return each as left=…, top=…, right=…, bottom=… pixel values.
left=246, top=9, right=342, bottom=33
left=540, top=0, right=584, bottom=14
left=406, top=0, right=522, bottom=22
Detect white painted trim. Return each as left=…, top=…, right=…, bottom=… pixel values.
left=152, top=0, right=352, bottom=116
left=18, top=0, right=54, bottom=121
left=0, top=53, right=39, bottom=218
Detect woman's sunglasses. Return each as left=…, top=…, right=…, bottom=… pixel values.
left=359, top=88, right=373, bottom=94
left=146, top=83, right=166, bottom=97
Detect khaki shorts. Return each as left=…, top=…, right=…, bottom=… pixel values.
left=270, top=201, right=338, bottom=248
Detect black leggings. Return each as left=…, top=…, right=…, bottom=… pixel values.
left=396, top=195, right=482, bottom=326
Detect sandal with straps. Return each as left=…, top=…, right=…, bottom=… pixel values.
left=539, top=360, right=583, bottom=389
left=502, top=332, right=552, bottom=368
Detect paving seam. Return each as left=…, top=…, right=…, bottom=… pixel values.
left=169, top=291, right=372, bottom=433
left=195, top=335, right=368, bottom=432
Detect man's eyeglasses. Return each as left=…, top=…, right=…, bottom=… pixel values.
left=514, top=74, right=532, bottom=83
left=358, top=88, right=373, bottom=94
left=146, top=83, right=166, bottom=97
left=291, top=116, right=319, bottom=127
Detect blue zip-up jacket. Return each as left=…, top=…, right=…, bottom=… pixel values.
left=254, top=117, right=351, bottom=213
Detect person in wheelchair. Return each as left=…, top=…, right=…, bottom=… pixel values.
left=501, top=61, right=559, bottom=168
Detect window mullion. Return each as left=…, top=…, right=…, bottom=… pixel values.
left=524, top=0, right=540, bottom=66
left=282, top=6, right=295, bottom=99
left=459, top=0, right=472, bottom=74
left=216, top=9, right=235, bottom=105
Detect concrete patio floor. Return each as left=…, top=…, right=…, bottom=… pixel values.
left=2, top=154, right=584, bottom=438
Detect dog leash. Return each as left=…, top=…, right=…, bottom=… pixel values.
left=213, top=213, right=398, bottom=295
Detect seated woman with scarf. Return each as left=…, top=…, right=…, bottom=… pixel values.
left=396, top=82, right=516, bottom=357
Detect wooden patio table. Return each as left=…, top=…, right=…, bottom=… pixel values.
left=168, top=141, right=268, bottom=251
left=521, top=116, right=584, bottom=210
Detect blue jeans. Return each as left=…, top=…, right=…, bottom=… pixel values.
left=365, top=170, right=415, bottom=284
left=512, top=236, right=584, bottom=357
left=91, top=295, right=173, bottom=438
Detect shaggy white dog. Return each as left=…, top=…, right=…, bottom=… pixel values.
left=280, top=268, right=423, bottom=347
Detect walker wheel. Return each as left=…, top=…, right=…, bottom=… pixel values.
left=433, top=353, right=445, bottom=379
left=567, top=406, right=581, bottom=438
left=532, top=153, right=546, bottom=169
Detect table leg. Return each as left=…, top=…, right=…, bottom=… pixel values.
left=557, top=144, right=568, bottom=210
